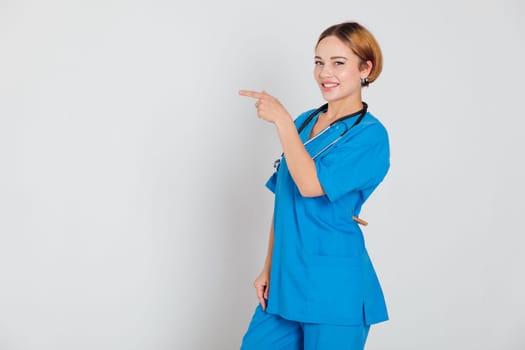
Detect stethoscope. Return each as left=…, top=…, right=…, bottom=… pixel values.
left=273, top=102, right=368, bottom=170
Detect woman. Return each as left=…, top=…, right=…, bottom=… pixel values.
left=239, top=21, right=390, bottom=350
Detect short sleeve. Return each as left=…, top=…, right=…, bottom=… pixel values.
left=265, top=171, right=277, bottom=193
left=316, top=123, right=390, bottom=202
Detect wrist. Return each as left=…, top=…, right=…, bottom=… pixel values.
left=274, top=113, right=294, bottom=131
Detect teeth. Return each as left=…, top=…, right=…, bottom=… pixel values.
left=323, top=83, right=338, bottom=88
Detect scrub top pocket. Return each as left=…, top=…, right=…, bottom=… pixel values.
left=306, top=253, right=366, bottom=325
left=309, top=229, right=365, bottom=258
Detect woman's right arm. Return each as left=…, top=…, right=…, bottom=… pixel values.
left=253, top=218, right=274, bottom=311
left=239, top=90, right=324, bottom=197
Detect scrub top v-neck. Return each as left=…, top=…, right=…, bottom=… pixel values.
left=264, top=106, right=390, bottom=326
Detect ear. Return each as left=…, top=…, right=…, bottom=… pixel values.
left=360, top=60, right=373, bottom=79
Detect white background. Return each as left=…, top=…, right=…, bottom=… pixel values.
left=1, top=0, right=524, bottom=349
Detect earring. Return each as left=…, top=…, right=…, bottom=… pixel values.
left=361, top=77, right=369, bottom=87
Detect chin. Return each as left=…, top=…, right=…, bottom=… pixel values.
left=321, top=94, right=341, bottom=102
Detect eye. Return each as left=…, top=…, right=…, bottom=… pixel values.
left=314, top=60, right=324, bottom=66
left=334, top=61, right=345, bottom=66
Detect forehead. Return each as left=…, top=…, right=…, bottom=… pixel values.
left=315, top=35, right=355, bottom=57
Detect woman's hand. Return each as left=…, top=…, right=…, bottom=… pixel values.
left=239, top=90, right=291, bottom=125
left=253, top=268, right=270, bottom=311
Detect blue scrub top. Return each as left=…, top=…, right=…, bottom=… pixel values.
left=265, top=107, right=390, bottom=326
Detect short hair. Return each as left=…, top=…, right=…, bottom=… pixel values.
left=316, top=22, right=383, bottom=87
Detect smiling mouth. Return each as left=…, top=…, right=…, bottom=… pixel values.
left=322, top=83, right=339, bottom=88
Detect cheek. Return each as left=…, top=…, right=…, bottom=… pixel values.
left=339, top=68, right=360, bottom=84
left=313, top=67, right=322, bottom=80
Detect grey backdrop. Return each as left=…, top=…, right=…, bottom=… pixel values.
left=1, top=0, right=524, bottom=349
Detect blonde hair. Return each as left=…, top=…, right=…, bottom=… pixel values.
left=316, top=22, right=383, bottom=86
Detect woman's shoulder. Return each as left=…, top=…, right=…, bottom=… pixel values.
left=360, top=112, right=388, bottom=135
left=338, top=111, right=389, bottom=147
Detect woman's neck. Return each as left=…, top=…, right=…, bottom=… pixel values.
left=324, top=97, right=364, bottom=122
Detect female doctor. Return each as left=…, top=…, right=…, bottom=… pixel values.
left=239, top=21, right=390, bottom=350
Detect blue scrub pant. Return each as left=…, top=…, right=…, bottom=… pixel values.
left=240, top=305, right=370, bottom=350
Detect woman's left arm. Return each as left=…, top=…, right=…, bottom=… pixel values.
left=239, top=90, right=324, bottom=197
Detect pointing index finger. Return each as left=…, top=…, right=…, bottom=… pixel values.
left=239, top=90, right=265, bottom=99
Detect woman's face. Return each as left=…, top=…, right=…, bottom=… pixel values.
left=314, top=35, right=370, bottom=104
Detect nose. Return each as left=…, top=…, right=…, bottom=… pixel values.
left=318, top=64, right=333, bottom=78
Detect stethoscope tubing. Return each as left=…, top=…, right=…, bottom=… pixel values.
left=274, top=102, right=368, bottom=169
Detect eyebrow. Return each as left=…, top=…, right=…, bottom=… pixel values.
left=314, top=56, right=348, bottom=60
